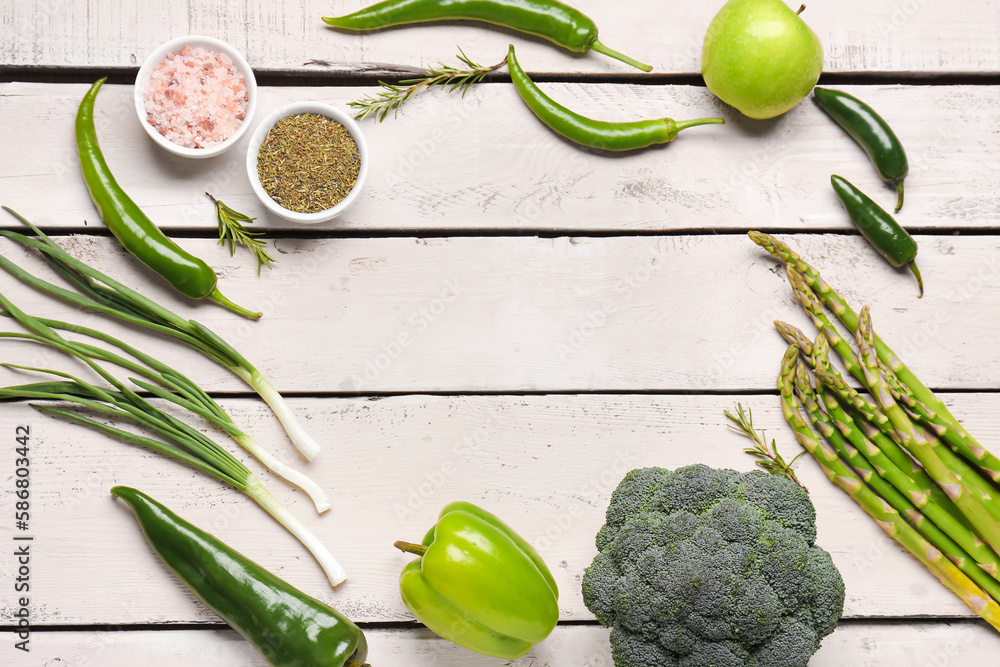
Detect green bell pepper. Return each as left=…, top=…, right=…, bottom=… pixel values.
left=112, top=486, right=370, bottom=667
left=393, top=501, right=559, bottom=659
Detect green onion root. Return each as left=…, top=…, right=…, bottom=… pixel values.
left=236, top=432, right=331, bottom=513
left=246, top=475, right=347, bottom=587
left=238, top=368, right=322, bottom=461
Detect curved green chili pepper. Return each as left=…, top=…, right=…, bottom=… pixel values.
left=394, top=500, right=559, bottom=659
left=831, top=174, right=923, bottom=297
left=76, top=79, right=260, bottom=319
left=323, top=0, right=652, bottom=72
left=111, top=486, right=370, bottom=667
left=814, top=87, right=909, bottom=212
left=507, top=45, right=723, bottom=151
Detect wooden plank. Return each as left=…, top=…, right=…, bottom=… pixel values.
left=3, top=394, right=1000, bottom=626
left=1, top=82, right=995, bottom=233
left=4, top=621, right=1000, bottom=666
left=3, top=0, right=999, bottom=75
left=0, top=232, right=998, bottom=394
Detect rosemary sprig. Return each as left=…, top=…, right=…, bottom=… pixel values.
left=725, top=402, right=808, bottom=491
left=349, top=48, right=508, bottom=122
left=206, top=193, right=277, bottom=275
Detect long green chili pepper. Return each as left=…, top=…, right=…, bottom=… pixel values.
left=814, top=87, right=909, bottom=212
left=506, top=45, right=722, bottom=151
left=76, top=79, right=260, bottom=320
left=112, top=486, right=369, bottom=667
left=830, top=174, right=923, bottom=297
left=323, top=0, right=652, bottom=72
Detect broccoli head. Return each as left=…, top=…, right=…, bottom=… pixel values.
left=582, top=464, right=844, bottom=667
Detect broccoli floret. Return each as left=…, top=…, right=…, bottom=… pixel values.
left=582, top=465, right=845, bottom=667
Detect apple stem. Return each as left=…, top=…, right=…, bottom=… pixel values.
left=797, top=4, right=806, bottom=14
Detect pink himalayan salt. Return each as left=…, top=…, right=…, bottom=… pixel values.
left=143, top=44, right=248, bottom=149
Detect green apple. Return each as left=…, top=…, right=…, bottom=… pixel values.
left=701, top=0, right=823, bottom=120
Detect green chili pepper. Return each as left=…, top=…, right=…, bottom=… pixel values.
left=111, top=486, right=370, bottom=667
left=393, top=500, right=559, bottom=659
left=76, top=79, right=260, bottom=319
left=506, top=45, right=723, bottom=151
left=831, top=174, right=923, bottom=297
left=323, top=0, right=652, bottom=72
left=814, top=87, right=909, bottom=212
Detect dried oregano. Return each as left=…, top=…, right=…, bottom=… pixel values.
left=257, top=113, right=360, bottom=213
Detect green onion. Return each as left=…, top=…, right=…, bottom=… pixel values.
left=0, top=207, right=321, bottom=461
left=0, top=288, right=330, bottom=514
left=0, top=347, right=346, bottom=587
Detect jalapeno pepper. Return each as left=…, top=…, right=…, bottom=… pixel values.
left=393, top=500, right=559, bottom=659
left=76, top=79, right=260, bottom=319
left=507, top=45, right=723, bottom=151
left=814, top=87, right=909, bottom=212
left=323, top=0, right=651, bottom=72
left=831, top=174, right=923, bottom=297
left=111, top=486, right=370, bottom=667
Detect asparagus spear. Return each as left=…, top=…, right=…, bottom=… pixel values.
left=776, top=346, right=1000, bottom=629
left=782, top=261, right=1000, bottom=483
left=750, top=231, right=974, bottom=443
left=849, top=308, right=1000, bottom=553
left=793, top=363, right=1000, bottom=584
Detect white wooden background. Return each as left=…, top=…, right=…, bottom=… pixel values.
left=3, top=0, right=1000, bottom=665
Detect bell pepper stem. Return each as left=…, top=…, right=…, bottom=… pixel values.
left=208, top=286, right=262, bottom=320
left=345, top=662, right=372, bottom=667
left=895, top=181, right=905, bottom=212
left=394, top=540, right=428, bottom=556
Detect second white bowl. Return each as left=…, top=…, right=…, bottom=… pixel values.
left=246, top=102, right=368, bottom=224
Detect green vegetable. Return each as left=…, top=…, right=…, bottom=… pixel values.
left=323, top=0, right=651, bottom=72
left=507, top=45, right=723, bottom=152
left=112, top=486, right=369, bottom=667
left=776, top=347, right=1000, bottom=632
left=750, top=230, right=1000, bottom=631
left=582, top=465, right=844, bottom=666
left=76, top=79, right=259, bottom=319
left=207, top=193, right=277, bottom=275
left=814, top=87, right=908, bottom=211
left=393, top=501, right=559, bottom=659
left=0, top=289, right=329, bottom=514
left=0, top=303, right=345, bottom=586
left=0, top=208, right=322, bottom=461
left=349, top=48, right=508, bottom=122
left=830, top=174, right=923, bottom=297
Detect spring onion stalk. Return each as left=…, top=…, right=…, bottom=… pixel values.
left=0, top=291, right=330, bottom=513
left=0, top=362, right=347, bottom=588
left=0, top=207, right=321, bottom=461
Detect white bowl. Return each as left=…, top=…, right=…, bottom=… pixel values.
left=134, top=35, right=257, bottom=159
left=246, top=101, right=368, bottom=224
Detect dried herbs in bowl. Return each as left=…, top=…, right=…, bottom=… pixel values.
left=246, top=102, right=368, bottom=223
